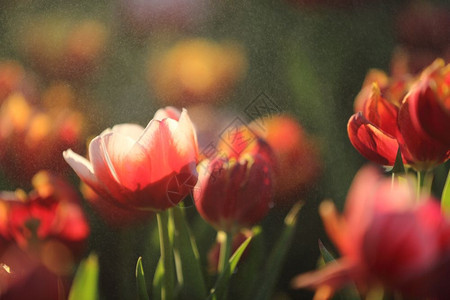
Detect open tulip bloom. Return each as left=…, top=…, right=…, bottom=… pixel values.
left=63, top=108, right=198, bottom=212
left=64, top=107, right=199, bottom=299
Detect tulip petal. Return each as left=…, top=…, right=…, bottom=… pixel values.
left=363, top=84, right=400, bottom=138
left=63, top=149, right=99, bottom=189
left=223, top=159, right=249, bottom=220
left=119, top=141, right=153, bottom=192
left=88, top=133, right=134, bottom=203
left=291, top=259, right=356, bottom=291
left=408, top=82, right=450, bottom=146
left=194, top=159, right=228, bottom=230
left=398, top=95, right=449, bottom=170
left=234, top=156, right=272, bottom=227
left=171, top=109, right=199, bottom=169
left=153, top=106, right=181, bottom=121
left=136, top=118, right=179, bottom=182
left=110, top=123, right=145, bottom=142
left=342, top=166, right=382, bottom=256
left=348, top=112, right=399, bottom=166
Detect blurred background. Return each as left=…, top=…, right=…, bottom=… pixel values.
left=0, top=0, right=449, bottom=299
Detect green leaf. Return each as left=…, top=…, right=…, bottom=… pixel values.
left=231, top=227, right=264, bottom=300
left=136, top=257, right=150, bottom=300
left=252, top=202, right=304, bottom=300
left=152, top=257, right=163, bottom=300
left=68, top=253, right=99, bottom=300
left=318, top=242, right=361, bottom=300
left=391, top=147, right=405, bottom=174
left=209, top=235, right=253, bottom=300
left=156, top=210, right=176, bottom=300
left=318, top=239, right=335, bottom=263
left=441, top=170, right=450, bottom=216
left=169, top=207, right=207, bottom=300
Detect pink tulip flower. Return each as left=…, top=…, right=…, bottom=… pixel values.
left=64, top=108, right=198, bottom=211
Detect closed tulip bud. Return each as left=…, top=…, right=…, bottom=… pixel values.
left=0, top=171, right=89, bottom=300
left=194, top=147, right=272, bottom=232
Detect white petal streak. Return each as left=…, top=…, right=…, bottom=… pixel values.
left=153, top=106, right=181, bottom=121
left=110, top=123, right=144, bottom=142
left=173, top=109, right=199, bottom=161
left=63, top=149, right=99, bottom=187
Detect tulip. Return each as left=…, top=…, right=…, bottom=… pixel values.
left=348, top=60, right=450, bottom=170
left=194, top=140, right=273, bottom=233
left=291, top=166, right=450, bottom=298
left=406, top=60, right=450, bottom=147
left=194, top=139, right=272, bottom=275
left=0, top=91, right=86, bottom=184
left=348, top=87, right=400, bottom=166
left=64, top=108, right=198, bottom=211
left=0, top=171, right=89, bottom=299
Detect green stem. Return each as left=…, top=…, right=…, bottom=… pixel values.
left=218, top=231, right=233, bottom=274
left=391, top=172, right=395, bottom=190
left=157, top=210, right=175, bottom=300
left=423, top=171, right=434, bottom=196
left=416, top=171, right=425, bottom=201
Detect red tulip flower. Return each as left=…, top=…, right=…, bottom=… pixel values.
left=292, top=166, right=450, bottom=298
left=250, top=115, right=321, bottom=200
left=0, top=171, right=89, bottom=299
left=405, top=60, right=450, bottom=147
left=194, top=139, right=273, bottom=233
left=348, top=60, right=450, bottom=170
left=348, top=85, right=401, bottom=166
left=0, top=91, right=86, bottom=184
left=64, top=108, right=198, bottom=211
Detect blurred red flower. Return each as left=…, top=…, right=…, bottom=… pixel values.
left=0, top=171, right=89, bottom=299
left=194, top=138, right=273, bottom=232
left=0, top=87, right=86, bottom=184
left=250, top=115, right=321, bottom=202
left=348, top=60, right=450, bottom=170
left=64, top=108, right=199, bottom=211
left=292, top=166, right=450, bottom=299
